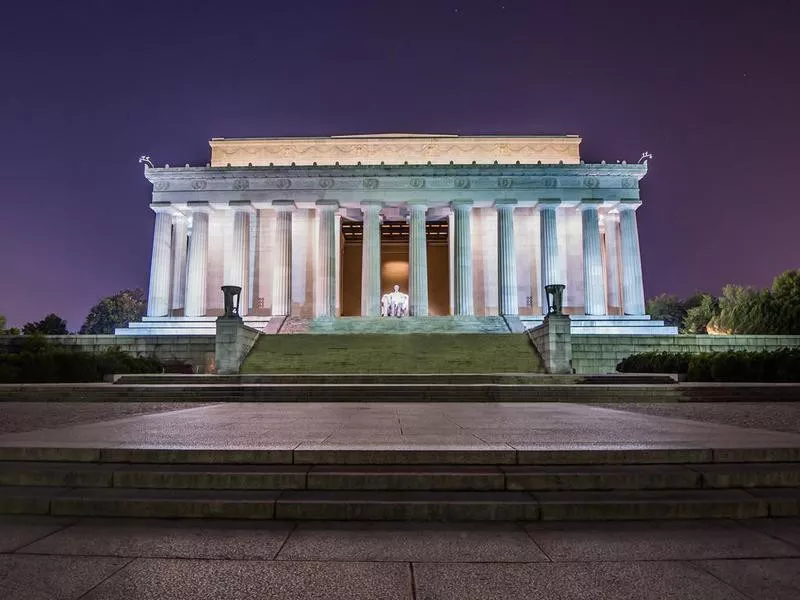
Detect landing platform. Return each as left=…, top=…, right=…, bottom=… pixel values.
left=1, top=402, right=798, bottom=455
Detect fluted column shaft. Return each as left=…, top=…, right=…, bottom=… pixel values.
left=581, top=204, right=606, bottom=315
left=538, top=202, right=560, bottom=314
left=272, top=203, right=294, bottom=315
left=408, top=203, right=429, bottom=316
left=619, top=204, right=646, bottom=315
left=230, top=209, right=250, bottom=316
left=184, top=210, right=209, bottom=317
left=604, top=213, right=622, bottom=312
left=496, top=200, right=518, bottom=316
left=316, top=201, right=338, bottom=317
left=146, top=210, right=173, bottom=317
left=171, top=215, right=188, bottom=311
left=360, top=202, right=382, bottom=316
left=452, top=200, right=474, bottom=316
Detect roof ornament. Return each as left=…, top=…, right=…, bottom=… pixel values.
left=138, top=155, right=154, bottom=168
left=637, top=152, right=653, bottom=165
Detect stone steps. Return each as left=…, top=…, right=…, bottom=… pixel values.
left=110, top=373, right=677, bottom=385
left=1, top=485, right=796, bottom=521
left=1, top=445, right=799, bottom=520
left=5, top=382, right=800, bottom=402
left=3, top=462, right=799, bottom=491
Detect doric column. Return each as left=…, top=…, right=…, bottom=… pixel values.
left=228, top=201, right=251, bottom=316
left=360, top=201, right=382, bottom=316
left=171, top=214, right=188, bottom=312
left=184, top=203, right=210, bottom=317
left=146, top=206, right=174, bottom=317
left=408, top=202, right=429, bottom=316
left=451, top=200, right=474, bottom=316
left=316, top=200, right=339, bottom=317
left=618, top=200, right=646, bottom=315
left=538, top=199, right=561, bottom=314
left=603, top=212, right=622, bottom=312
left=272, top=201, right=294, bottom=315
left=581, top=201, right=606, bottom=315
left=495, top=199, right=518, bottom=316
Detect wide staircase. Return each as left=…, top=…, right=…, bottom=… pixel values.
left=241, top=332, right=543, bottom=374
left=2, top=446, right=799, bottom=520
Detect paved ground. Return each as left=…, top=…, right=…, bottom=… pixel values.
left=0, top=516, right=798, bottom=599
left=0, top=402, right=213, bottom=435
left=2, top=402, right=800, bottom=450
left=598, top=402, right=800, bottom=434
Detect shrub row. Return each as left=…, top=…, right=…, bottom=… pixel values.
left=0, top=336, right=187, bottom=383
left=616, top=348, right=800, bottom=382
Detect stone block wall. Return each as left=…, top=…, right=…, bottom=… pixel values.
left=528, top=315, right=572, bottom=374
left=215, top=319, right=262, bottom=374
left=0, top=335, right=216, bottom=373
left=572, top=334, right=800, bottom=374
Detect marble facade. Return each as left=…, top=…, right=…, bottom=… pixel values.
left=117, top=134, right=671, bottom=335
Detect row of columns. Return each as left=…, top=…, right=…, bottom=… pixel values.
left=147, top=199, right=646, bottom=318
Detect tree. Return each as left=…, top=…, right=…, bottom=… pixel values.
left=646, top=294, right=685, bottom=329
left=0, top=315, right=20, bottom=335
left=80, top=289, right=147, bottom=334
left=647, top=291, right=713, bottom=332
left=22, top=313, right=69, bottom=335
left=684, top=294, right=720, bottom=334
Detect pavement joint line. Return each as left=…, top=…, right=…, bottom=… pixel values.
left=686, top=558, right=760, bottom=600
left=5, top=548, right=800, bottom=564
left=408, top=562, right=417, bottom=600
left=271, top=521, right=297, bottom=560
left=74, top=556, right=137, bottom=600
left=5, top=518, right=79, bottom=554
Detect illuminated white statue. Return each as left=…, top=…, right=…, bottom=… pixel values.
left=381, top=284, right=409, bottom=317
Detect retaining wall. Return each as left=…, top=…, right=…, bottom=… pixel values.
left=573, top=334, right=800, bottom=374
left=0, top=335, right=216, bottom=373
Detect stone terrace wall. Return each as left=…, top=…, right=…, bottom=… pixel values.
left=572, top=334, right=800, bottom=374
left=0, top=335, right=216, bottom=373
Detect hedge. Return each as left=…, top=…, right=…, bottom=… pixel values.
left=0, top=335, right=189, bottom=383
left=616, top=348, right=800, bottom=382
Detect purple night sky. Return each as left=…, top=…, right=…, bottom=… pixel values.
left=1, top=1, right=798, bottom=330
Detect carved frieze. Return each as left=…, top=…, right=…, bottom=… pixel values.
left=153, top=181, right=170, bottom=192
left=454, top=177, right=471, bottom=189
left=232, top=178, right=249, bottom=190
left=363, top=178, right=379, bottom=190
left=209, top=135, right=582, bottom=167
left=497, top=177, right=513, bottom=189
left=191, top=180, right=207, bottom=190
left=410, top=177, right=425, bottom=189
left=276, top=178, right=292, bottom=189
left=583, top=177, right=599, bottom=189
left=621, top=178, right=638, bottom=189
left=319, top=177, right=334, bottom=189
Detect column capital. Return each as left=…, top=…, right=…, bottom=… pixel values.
left=186, top=200, right=214, bottom=214
left=360, top=200, right=383, bottom=211
left=229, top=199, right=255, bottom=213
left=579, top=199, right=603, bottom=211
left=616, top=199, right=642, bottom=211
left=150, top=202, right=181, bottom=216
left=315, top=200, right=340, bottom=211
left=494, top=199, right=517, bottom=209
left=450, top=199, right=473, bottom=211
left=272, top=200, right=297, bottom=212
left=535, top=198, right=561, bottom=210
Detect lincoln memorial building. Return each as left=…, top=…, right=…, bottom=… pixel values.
left=118, top=134, right=673, bottom=335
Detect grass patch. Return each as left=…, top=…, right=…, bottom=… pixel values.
left=241, top=333, right=543, bottom=374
